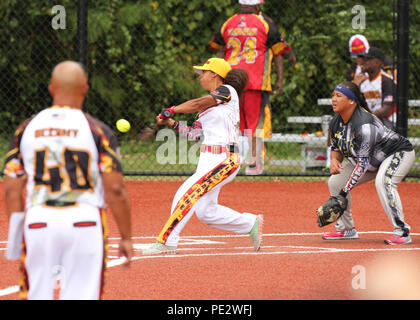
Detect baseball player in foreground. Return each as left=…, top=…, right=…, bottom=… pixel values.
left=4, top=61, right=133, bottom=299
left=142, top=58, right=264, bottom=255
left=316, top=81, right=415, bottom=245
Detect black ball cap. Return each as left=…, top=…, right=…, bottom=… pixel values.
left=362, top=47, right=385, bottom=61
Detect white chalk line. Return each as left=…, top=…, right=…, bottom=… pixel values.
left=106, top=230, right=420, bottom=240
left=1, top=230, right=420, bottom=297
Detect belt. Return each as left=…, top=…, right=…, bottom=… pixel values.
left=200, top=144, right=238, bottom=154
left=44, top=200, right=77, bottom=207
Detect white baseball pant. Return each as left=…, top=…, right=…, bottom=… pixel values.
left=21, top=203, right=107, bottom=300
left=157, top=151, right=257, bottom=247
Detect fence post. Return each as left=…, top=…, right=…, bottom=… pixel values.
left=396, top=0, right=409, bottom=137
left=77, top=0, right=88, bottom=69
left=77, top=0, right=88, bottom=108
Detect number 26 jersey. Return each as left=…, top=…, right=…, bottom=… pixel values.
left=3, top=105, right=122, bottom=209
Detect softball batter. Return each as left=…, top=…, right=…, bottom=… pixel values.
left=142, top=58, right=264, bottom=254
left=4, top=61, right=133, bottom=299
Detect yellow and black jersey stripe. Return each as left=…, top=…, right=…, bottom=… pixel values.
left=210, top=85, right=231, bottom=104
left=83, top=113, right=123, bottom=173
left=3, top=115, right=36, bottom=178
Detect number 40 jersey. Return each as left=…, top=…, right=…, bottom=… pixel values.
left=3, top=105, right=123, bottom=209
left=209, top=13, right=291, bottom=92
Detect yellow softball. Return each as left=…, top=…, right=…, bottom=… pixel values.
left=116, top=119, right=131, bottom=133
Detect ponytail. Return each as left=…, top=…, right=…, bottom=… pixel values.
left=224, top=68, right=249, bottom=97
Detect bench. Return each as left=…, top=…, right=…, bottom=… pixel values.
left=264, top=133, right=327, bottom=172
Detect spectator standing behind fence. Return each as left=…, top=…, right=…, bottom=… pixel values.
left=346, top=34, right=370, bottom=82
left=353, top=47, right=396, bottom=130
left=322, top=81, right=414, bottom=245
left=346, top=34, right=395, bottom=82
left=3, top=61, right=133, bottom=300
left=209, top=0, right=296, bottom=175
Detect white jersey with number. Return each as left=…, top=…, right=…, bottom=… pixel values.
left=360, top=71, right=395, bottom=123
left=4, top=105, right=122, bottom=209
left=199, top=84, right=240, bottom=146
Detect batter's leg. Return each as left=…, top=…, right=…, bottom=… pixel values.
left=157, top=153, right=240, bottom=247
left=194, top=169, right=256, bottom=234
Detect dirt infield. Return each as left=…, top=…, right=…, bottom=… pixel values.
left=1, top=180, right=419, bottom=302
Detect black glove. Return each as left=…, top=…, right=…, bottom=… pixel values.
left=316, top=194, right=348, bottom=227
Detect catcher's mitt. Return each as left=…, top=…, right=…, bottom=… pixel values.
left=316, top=195, right=348, bottom=227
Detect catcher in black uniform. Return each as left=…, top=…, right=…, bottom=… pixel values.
left=316, top=81, right=415, bottom=245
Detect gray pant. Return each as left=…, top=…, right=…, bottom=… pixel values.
left=328, top=150, right=415, bottom=236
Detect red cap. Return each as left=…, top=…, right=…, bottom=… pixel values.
left=349, top=34, right=370, bottom=58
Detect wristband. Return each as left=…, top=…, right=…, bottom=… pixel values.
left=172, top=121, right=179, bottom=130
left=339, top=189, right=348, bottom=198
left=168, top=106, right=176, bottom=114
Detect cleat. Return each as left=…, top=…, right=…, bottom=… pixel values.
left=384, top=234, right=412, bottom=245
left=245, top=164, right=264, bottom=175
left=141, top=241, right=177, bottom=255
left=322, top=228, right=359, bottom=240
left=249, top=214, right=264, bottom=251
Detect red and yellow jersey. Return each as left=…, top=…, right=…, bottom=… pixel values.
left=3, top=105, right=122, bottom=209
left=209, top=13, right=291, bottom=91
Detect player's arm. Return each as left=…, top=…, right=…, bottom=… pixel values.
left=216, top=49, right=225, bottom=58
left=209, top=21, right=227, bottom=53
left=329, top=150, right=344, bottom=175
left=101, top=170, right=132, bottom=264
left=164, top=84, right=231, bottom=116
left=340, top=156, right=369, bottom=197
left=282, top=49, right=296, bottom=65
left=101, top=171, right=131, bottom=241
left=328, top=124, right=344, bottom=175
left=171, top=95, right=218, bottom=114
left=373, top=77, right=394, bottom=120
left=3, top=175, right=27, bottom=260
left=273, top=54, right=284, bottom=96
left=4, top=176, right=26, bottom=217
left=3, top=120, right=31, bottom=260
left=338, top=125, right=373, bottom=196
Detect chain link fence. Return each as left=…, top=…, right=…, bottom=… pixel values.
left=1, top=0, right=419, bottom=178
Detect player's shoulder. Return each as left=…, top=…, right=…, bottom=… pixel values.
left=13, top=110, right=45, bottom=138
left=350, top=107, right=375, bottom=129
left=260, top=13, right=275, bottom=25
left=210, top=84, right=233, bottom=104
left=222, top=14, right=240, bottom=26
left=330, top=114, right=342, bottom=130
left=83, top=112, right=115, bottom=138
